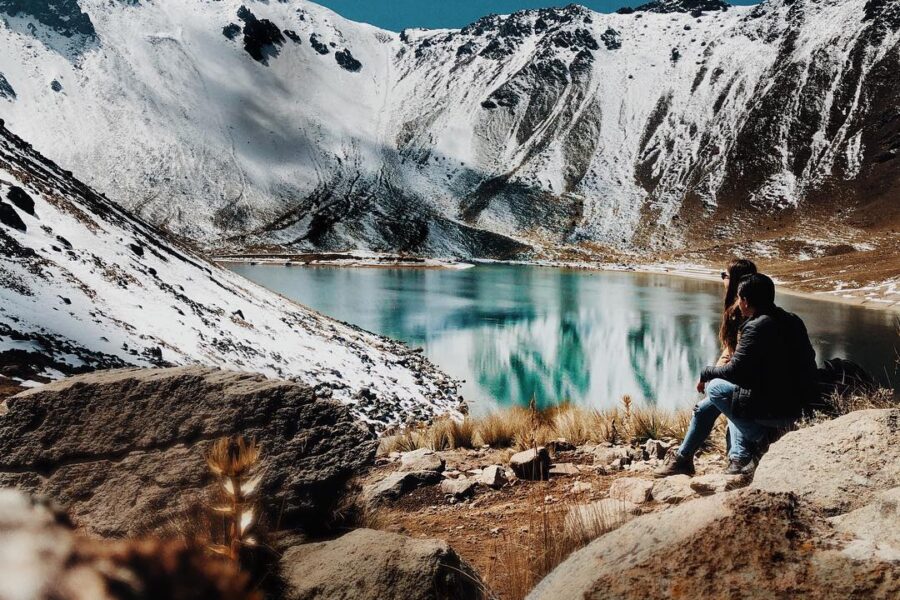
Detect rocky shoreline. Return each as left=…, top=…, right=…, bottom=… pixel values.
left=1, top=366, right=897, bottom=599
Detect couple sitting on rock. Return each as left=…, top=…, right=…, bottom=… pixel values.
left=655, top=259, right=818, bottom=478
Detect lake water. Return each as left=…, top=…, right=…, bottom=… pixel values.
left=227, top=264, right=898, bottom=414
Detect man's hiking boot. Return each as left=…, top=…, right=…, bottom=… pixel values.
left=725, top=457, right=751, bottom=475
left=653, top=449, right=694, bottom=478
left=725, top=456, right=760, bottom=476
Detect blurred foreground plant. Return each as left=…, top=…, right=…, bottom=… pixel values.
left=206, top=436, right=262, bottom=565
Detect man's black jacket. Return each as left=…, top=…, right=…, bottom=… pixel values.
left=700, top=306, right=817, bottom=418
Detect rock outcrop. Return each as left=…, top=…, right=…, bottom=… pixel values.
left=0, top=367, right=377, bottom=537
left=0, top=489, right=257, bottom=600
left=752, top=408, right=900, bottom=515
left=280, top=528, right=482, bottom=600
left=529, top=488, right=900, bottom=599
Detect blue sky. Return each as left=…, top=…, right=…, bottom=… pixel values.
left=314, top=1, right=759, bottom=31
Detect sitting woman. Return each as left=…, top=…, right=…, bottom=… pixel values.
left=654, top=259, right=757, bottom=478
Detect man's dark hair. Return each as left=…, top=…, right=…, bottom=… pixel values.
left=737, top=274, right=776, bottom=311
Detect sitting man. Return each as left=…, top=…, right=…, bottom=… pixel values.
left=655, top=274, right=817, bottom=477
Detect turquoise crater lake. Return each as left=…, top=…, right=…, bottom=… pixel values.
left=227, top=264, right=898, bottom=414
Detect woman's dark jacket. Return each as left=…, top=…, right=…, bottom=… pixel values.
left=701, top=306, right=817, bottom=418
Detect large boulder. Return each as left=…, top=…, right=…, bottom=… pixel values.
left=0, top=367, right=377, bottom=537
left=830, top=486, right=900, bottom=561
left=0, top=489, right=256, bottom=600
left=529, top=488, right=900, bottom=599
left=280, top=528, right=482, bottom=600
left=752, top=409, right=900, bottom=515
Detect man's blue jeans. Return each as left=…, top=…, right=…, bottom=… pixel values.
left=678, top=379, right=769, bottom=461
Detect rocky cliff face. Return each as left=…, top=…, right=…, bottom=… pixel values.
left=0, top=119, right=460, bottom=427
left=0, top=0, right=897, bottom=259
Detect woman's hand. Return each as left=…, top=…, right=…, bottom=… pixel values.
left=696, top=379, right=706, bottom=394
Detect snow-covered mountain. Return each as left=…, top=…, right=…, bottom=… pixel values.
left=0, top=119, right=459, bottom=427
left=0, top=0, right=898, bottom=258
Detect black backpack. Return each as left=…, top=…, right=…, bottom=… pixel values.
left=810, top=358, right=878, bottom=414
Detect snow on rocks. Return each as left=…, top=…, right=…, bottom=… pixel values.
left=2, top=0, right=896, bottom=258
left=0, top=121, right=460, bottom=429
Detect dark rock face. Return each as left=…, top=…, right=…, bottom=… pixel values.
left=0, top=0, right=95, bottom=38
left=0, top=367, right=378, bottom=538
left=635, top=0, right=731, bottom=13
left=309, top=33, right=329, bottom=55
left=600, top=27, right=622, bottom=50
left=236, top=5, right=285, bottom=64
left=0, top=201, right=26, bottom=231
left=335, top=48, right=362, bottom=72
left=0, top=73, right=14, bottom=100
left=283, top=29, right=301, bottom=43
left=50, top=80, right=62, bottom=92
left=280, top=529, right=483, bottom=600
left=7, top=186, right=35, bottom=215
left=222, top=23, right=241, bottom=40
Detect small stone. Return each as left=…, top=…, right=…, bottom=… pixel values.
left=572, top=481, right=594, bottom=494
left=608, top=477, right=654, bottom=504
left=592, top=446, right=630, bottom=466
left=549, top=462, right=580, bottom=476
left=364, top=471, right=442, bottom=504
left=644, top=439, right=672, bottom=460
left=441, top=477, right=476, bottom=499
left=400, top=448, right=445, bottom=473
left=477, top=465, right=507, bottom=489
left=510, top=447, right=551, bottom=480
left=690, top=473, right=746, bottom=496
left=548, top=439, right=576, bottom=453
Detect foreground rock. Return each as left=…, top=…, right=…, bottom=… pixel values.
left=752, top=409, right=900, bottom=515
left=0, top=489, right=255, bottom=600
left=0, top=367, right=377, bottom=537
left=280, top=528, right=482, bottom=600
left=529, top=488, right=900, bottom=599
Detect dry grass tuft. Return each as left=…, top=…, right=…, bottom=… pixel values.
left=429, top=416, right=477, bottom=450
left=474, top=409, right=531, bottom=448
left=799, top=387, right=897, bottom=428
left=485, top=490, right=628, bottom=600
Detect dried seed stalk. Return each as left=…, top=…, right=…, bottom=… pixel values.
left=206, top=436, right=262, bottom=564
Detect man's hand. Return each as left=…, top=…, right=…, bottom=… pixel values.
left=696, top=379, right=706, bottom=394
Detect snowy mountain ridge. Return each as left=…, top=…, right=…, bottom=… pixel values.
left=0, top=118, right=460, bottom=427
left=0, top=0, right=898, bottom=259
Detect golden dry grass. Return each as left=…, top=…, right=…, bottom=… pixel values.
left=484, top=488, right=629, bottom=600
left=378, top=399, right=708, bottom=455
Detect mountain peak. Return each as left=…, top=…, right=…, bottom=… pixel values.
left=619, top=0, right=731, bottom=15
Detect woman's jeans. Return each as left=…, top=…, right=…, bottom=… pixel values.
left=678, top=378, right=769, bottom=461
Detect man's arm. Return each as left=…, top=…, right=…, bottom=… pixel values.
left=700, top=319, right=766, bottom=386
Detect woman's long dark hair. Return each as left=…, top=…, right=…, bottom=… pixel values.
left=719, top=258, right=758, bottom=353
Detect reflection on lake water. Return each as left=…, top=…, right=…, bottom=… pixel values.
left=227, top=264, right=898, bottom=413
